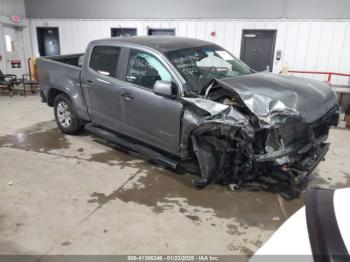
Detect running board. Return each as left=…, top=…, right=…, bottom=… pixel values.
left=85, top=123, right=179, bottom=169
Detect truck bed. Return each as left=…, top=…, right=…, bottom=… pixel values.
left=48, top=53, right=84, bottom=68
left=37, top=53, right=90, bottom=121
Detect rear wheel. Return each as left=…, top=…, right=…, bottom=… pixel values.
left=54, top=94, right=83, bottom=134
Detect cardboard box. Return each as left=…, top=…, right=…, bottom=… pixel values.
left=345, top=115, right=350, bottom=128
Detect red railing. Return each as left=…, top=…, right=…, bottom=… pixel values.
left=287, top=70, right=350, bottom=84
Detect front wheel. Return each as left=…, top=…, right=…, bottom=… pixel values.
left=54, top=94, right=83, bottom=134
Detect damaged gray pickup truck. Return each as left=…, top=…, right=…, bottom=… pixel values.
left=38, top=36, right=339, bottom=198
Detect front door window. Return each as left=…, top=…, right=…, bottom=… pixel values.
left=126, top=49, right=172, bottom=89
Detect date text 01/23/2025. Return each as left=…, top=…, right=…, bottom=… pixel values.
left=128, top=255, right=220, bottom=261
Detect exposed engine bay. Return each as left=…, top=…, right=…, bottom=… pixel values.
left=181, top=74, right=339, bottom=199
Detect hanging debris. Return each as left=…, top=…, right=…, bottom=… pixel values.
left=181, top=74, right=339, bottom=199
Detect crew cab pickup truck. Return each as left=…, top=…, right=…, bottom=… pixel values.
left=38, top=36, right=339, bottom=198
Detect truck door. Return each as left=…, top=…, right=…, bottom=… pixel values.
left=120, top=49, right=182, bottom=154
left=81, top=45, right=125, bottom=132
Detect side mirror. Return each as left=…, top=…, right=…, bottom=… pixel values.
left=153, top=80, right=176, bottom=98
left=78, top=55, right=85, bottom=67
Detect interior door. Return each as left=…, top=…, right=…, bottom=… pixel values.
left=120, top=49, right=182, bottom=154
left=3, top=26, right=25, bottom=77
left=240, top=30, right=276, bottom=72
left=37, top=27, right=60, bottom=56
left=81, top=45, right=125, bottom=132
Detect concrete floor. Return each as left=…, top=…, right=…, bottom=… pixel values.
left=0, top=95, right=349, bottom=256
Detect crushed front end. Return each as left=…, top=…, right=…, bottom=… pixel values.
left=184, top=74, right=339, bottom=199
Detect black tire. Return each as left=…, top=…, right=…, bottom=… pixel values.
left=54, top=93, right=83, bottom=134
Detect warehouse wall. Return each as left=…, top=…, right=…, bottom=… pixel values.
left=24, top=0, right=286, bottom=19
left=0, top=0, right=25, bottom=17
left=286, top=0, right=350, bottom=19
left=24, top=0, right=350, bottom=19
left=0, top=0, right=29, bottom=74
left=27, top=18, right=350, bottom=85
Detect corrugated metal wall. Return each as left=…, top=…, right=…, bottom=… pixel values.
left=27, top=18, right=350, bottom=85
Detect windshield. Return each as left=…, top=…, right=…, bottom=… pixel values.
left=166, top=45, right=253, bottom=92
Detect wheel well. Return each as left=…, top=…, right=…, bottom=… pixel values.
left=47, top=88, right=65, bottom=106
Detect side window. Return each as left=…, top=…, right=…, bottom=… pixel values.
left=126, top=49, right=172, bottom=89
left=89, top=46, right=120, bottom=78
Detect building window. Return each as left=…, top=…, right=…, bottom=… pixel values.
left=148, top=28, right=175, bottom=36
left=111, top=28, right=137, bottom=37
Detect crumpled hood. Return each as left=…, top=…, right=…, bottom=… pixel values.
left=215, top=73, right=338, bottom=124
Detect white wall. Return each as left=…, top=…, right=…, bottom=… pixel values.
left=27, top=18, right=350, bottom=85
left=0, top=0, right=27, bottom=75
left=0, top=0, right=25, bottom=17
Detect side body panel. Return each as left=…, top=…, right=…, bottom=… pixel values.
left=37, top=41, right=193, bottom=158
left=120, top=82, right=183, bottom=154
left=118, top=47, right=184, bottom=155
left=37, top=56, right=90, bottom=121
left=80, top=43, right=126, bottom=132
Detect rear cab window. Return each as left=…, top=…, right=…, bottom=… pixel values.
left=89, top=46, right=121, bottom=78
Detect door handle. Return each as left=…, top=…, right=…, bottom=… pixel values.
left=121, top=92, right=134, bottom=101
left=86, top=80, right=95, bottom=86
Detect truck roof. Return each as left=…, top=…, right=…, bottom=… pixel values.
left=91, top=36, right=214, bottom=52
